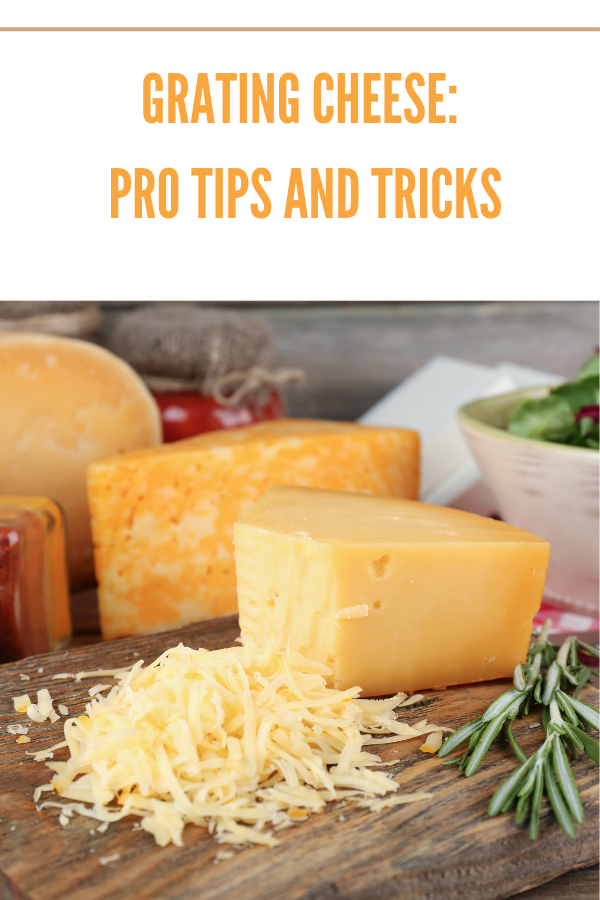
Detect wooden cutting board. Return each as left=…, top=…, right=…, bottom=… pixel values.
left=0, top=616, right=597, bottom=900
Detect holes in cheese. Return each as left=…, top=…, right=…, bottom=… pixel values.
left=235, top=486, right=551, bottom=696
left=88, top=419, right=419, bottom=639
left=371, top=554, right=391, bottom=579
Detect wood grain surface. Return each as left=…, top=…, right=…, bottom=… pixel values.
left=1, top=616, right=598, bottom=900
left=518, top=866, right=598, bottom=900
left=99, top=301, right=600, bottom=421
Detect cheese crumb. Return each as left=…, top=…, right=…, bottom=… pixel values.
left=7, top=724, right=29, bottom=736
left=419, top=731, right=443, bottom=753
left=99, top=854, right=120, bottom=866
left=58, top=705, right=69, bottom=716
left=28, top=741, right=68, bottom=763
left=396, top=694, right=425, bottom=707
left=13, top=694, right=31, bottom=713
left=357, top=791, right=434, bottom=811
left=19, top=674, right=30, bottom=681
left=88, top=684, right=114, bottom=698
left=335, top=604, right=369, bottom=620
left=16, top=735, right=31, bottom=744
left=33, top=640, right=444, bottom=849
left=26, top=689, right=59, bottom=724
left=74, top=668, right=133, bottom=683
left=33, top=784, right=54, bottom=803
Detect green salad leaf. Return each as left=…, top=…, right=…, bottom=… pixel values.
left=508, top=396, right=576, bottom=443
left=576, top=354, right=599, bottom=384
left=507, top=353, right=598, bottom=449
left=551, top=380, right=599, bottom=412
left=571, top=419, right=599, bottom=449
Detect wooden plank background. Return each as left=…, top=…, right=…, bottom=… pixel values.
left=99, top=301, right=599, bottom=421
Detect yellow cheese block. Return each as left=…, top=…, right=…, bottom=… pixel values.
left=0, top=333, right=161, bottom=588
left=235, top=486, right=550, bottom=696
left=88, top=419, right=419, bottom=639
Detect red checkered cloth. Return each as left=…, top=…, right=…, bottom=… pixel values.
left=533, top=600, right=599, bottom=636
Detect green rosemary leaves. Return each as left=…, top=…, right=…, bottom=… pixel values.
left=438, top=620, right=599, bottom=839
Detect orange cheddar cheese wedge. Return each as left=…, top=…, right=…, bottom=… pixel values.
left=88, top=420, right=419, bottom=639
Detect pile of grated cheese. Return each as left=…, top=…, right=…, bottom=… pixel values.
left=33, top=640, right=448, bottom=848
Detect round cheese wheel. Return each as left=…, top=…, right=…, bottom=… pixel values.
left=0, top=332, right=161, bottom=588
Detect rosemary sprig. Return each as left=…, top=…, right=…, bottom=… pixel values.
left=438, top=620, right=552, bottom=774
left=438, top=620, right=599, bottom=839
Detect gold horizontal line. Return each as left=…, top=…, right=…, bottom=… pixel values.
left=0, top=26, right=598, bottom=32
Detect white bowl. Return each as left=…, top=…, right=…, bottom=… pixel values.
left=458, top=387, right=599, bottom=616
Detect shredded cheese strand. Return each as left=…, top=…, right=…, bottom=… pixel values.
left=33, top=640, right=443, bottom=848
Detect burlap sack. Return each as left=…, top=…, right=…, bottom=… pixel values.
left=106, top=303, right=275, bottom=392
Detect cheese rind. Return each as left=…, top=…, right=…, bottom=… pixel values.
left=88, top=420, right=419, bottom=639
left=234, top=486, right=550, bottom=696
left=0, top=333, right=161, bottom=588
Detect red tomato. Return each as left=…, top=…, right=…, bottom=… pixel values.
left=152, top=389, right=286, bottom=443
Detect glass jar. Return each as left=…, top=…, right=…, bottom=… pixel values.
left=0, top=497, right=71, bottom=663
left=152, top=388, right=286, bottom=443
